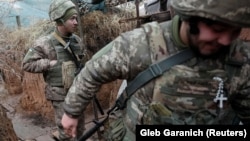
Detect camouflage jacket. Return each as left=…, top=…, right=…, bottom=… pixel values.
left=22, top=30, right=83, bottom=100
left=63, top=15, right=250, bottom=139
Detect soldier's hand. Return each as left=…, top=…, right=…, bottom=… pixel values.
left=49, top=60, right=57, bottom=67
left=61, top=113, right=78, bottom=138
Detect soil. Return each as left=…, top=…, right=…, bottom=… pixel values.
left=0, top=71, right=122, bottom=141
left=0, top=73, right=53, bottom=141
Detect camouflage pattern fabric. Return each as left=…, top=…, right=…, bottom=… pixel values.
left=22, top=30, right=83, bottom=100
left=78, top=0, right=106, bottom=15
left=171, top=0, right=250, bottom=27
left=63, top=15, right=250, bottom=141
left=49, top=0, right=75, bottom=21
left=22, top=30, right=85, bottom=141
left=52, top=101, right=85, bottom=141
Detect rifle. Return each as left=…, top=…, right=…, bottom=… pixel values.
left=78, top=80, right=138, bottom=141
left=78, top=104, right=118, bottom=141
left=74, top=62, right=84, bottom=76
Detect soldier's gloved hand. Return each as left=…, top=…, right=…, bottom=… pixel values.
left=49, top=60, right=57, bottom=67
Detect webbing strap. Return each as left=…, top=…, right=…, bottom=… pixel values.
left=52, top=32, right=81, bottom=62
left=52, top=32, right=67, bottom=46
left=116, top=49, right=194, bottom=109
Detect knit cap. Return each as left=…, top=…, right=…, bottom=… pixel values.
left=62, top=8, right=77, bottom=21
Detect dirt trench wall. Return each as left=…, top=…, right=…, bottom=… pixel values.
left=3, top=70, right=22, bottom=95
left=1, top=50, right=23, bottom=95
left=20, top=72, right=54, bottom=121
left=21, top=72, right=122, bottom=121
left=0, top=104, right=18, bottom=141
left=20, top=8, right=136, bottom=121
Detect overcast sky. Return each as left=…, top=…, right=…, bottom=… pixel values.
left=0, top=0, right=51, bottom=28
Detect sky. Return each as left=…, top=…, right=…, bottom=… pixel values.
left=0, top=0, right=51, bottom=28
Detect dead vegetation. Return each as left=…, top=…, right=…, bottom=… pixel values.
left=1, top=7, right=250, bottom=119
left=0, top=6, right=137, bottom=122
left=80, top=8, right=137, bottom=55
left=1, top=2, right=250, bottom=139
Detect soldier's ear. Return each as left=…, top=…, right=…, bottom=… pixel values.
left=55, top=19, right=64, bottom=26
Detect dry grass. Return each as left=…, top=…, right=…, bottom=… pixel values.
left=0, top=5, right=137, bottom=88
left=0, top=19, right=53, bottom=83
left=81, top=8, right=137, bottom=55
left=1, top=4, right=249, bottom=84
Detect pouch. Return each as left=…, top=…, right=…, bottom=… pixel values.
left=62, top=61, right=76, bottom=90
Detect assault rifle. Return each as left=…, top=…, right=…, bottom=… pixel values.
left=78, top=104, right=118, bottom=141
left=78, top=87, right=132, bottom=141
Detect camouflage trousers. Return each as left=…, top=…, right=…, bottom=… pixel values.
left=51, top=101, right=85, bottom=141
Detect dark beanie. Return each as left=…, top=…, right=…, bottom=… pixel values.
left=62, top=8, right=77, bottom=21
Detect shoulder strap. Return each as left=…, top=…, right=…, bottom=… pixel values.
left=116, top=49, right=194, bottom=109
left=52, top=32, right=81, bottom=64
left=52, top=32, right=80, bottom=68
left=52, top=32, right=66, bottom=46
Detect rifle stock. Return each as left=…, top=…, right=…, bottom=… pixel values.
left=78, top=117, right=108, bottom=141
left=77, top=105, right=117, bottom=141
left=74, top=63, right=84, bottom=76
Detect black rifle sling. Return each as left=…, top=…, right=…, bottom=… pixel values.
left=78, top=49, right=194, bottom=141
left=116, top=49, right=194, bottom=109
left=52, top=32, right=80, bottom=67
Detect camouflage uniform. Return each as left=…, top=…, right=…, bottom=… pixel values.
left=63, top=0, right=250, bottom=140
left=22, top=0, right=85, bottom=140
left=78, top=0, right=107, bottom=15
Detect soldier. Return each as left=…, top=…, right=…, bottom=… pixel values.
left=77, top=0, right=107, bottom=15
left=22, top=0, right=85, bottom=140
left=61, top=0, right=250, bottom=140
